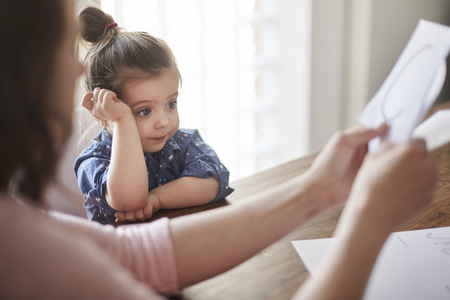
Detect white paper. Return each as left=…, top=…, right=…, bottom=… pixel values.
left=413, top=109, right=450, bottom=150
left=292, top=227, right=450, bottom=300
left=357, top=20, right=450, bottom=152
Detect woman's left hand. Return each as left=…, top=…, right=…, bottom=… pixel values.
left=306, top=123, right=388, bottom=208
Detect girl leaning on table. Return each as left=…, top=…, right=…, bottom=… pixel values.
left=74, top=6, right=234, bottom=225
left=0, top=0, right=436, bottom=299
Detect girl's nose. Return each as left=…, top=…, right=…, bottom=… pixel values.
left=154, top=110, right=170, bottom=128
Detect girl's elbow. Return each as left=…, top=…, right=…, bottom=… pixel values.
left=204, top=178, right=220, bottom=202
left=106, top=189, right=147, bottom=211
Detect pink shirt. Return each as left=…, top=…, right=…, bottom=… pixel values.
left=0, top=195, right=179, bottom=299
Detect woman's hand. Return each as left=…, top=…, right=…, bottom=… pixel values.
left=81, top=88, right=131, bottom=126
left=305, top=124, right=388, bottom=208
left=339, top=139, right=436, bottom=236
left=294, top=139, right=436, bottom=300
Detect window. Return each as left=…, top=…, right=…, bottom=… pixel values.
left=98, top=0, right=311, bottom=181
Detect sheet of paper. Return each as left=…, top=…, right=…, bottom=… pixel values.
left=292, top=226, right=450, bottom=300
left=357, top=20, right=450, bottom=152
left=413, top=109, right=450, bottom=150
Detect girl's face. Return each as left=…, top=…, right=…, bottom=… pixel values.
left=120, top=68, right=180, bottom=153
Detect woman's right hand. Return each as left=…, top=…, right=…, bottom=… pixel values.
left=338, top=139, right=437, bottom=237
left=81, top=88, right=131, bottom=126
left=294, top=139, right=436, bottom=300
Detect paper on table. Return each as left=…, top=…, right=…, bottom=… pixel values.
left=292, top=226, right=450, bottom=300
left=357, top=20, right=450, bottom=152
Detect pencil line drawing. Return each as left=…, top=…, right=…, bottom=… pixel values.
left=433, top=241, right=450, bottom=245
left=441, top=248, right=450, bottom=255
left=424, top=232, right=450, bottom=257
left=425, top=232, right=450, bottom=240
left=381, top=44, right=433, bottom=122
left=396, top=234, right=408, bottom=247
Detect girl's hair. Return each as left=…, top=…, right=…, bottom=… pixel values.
left=0, top=0, right=66, bottom=203
left=77, top=6, right=179, bottom=147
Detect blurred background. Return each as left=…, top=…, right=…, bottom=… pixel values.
left=48, top=0, right=450, bottom=216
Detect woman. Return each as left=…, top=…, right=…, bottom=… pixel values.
left=0, top=0, right=436, bottom=299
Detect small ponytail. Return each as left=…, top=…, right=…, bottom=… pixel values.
left=79, top=6, right=117, bottom=44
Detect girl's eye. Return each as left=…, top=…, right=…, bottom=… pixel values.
left=167, top=101, right=177, bottom=109
left=137, top=108, right=151, bottom=117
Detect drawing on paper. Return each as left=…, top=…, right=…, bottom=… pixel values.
left=426, top=232, right=450, bottom=256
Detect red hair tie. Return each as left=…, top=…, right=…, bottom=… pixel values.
left=105, top=22, right=118, bottom=30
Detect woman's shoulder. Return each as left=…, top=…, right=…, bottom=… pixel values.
left=0, top=195, right=40, bottom=227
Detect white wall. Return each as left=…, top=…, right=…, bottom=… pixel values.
left=276, top=0, right=312, bottom=161
left=309, top=0, right=346, bottom=153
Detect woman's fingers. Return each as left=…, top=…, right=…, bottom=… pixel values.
left=351, top=139, right=436, bottom=230
left=342, top=123, right=388, bottom=148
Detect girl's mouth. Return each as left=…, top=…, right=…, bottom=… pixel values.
left=152, top=135, right=166, bottom=142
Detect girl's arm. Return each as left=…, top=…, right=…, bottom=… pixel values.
left=153, top=177, right=219, bottom=209
left=293, top=140, right=436, bottom=300
left=106, top=112, right=148, bottom=210
left=115, top=177, right=219, bottom=222
left=115, top=129, right=230, bottom=222
left=82, top=89, right=149, bottom=211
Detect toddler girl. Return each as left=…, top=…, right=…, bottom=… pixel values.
left=74, top=6, right=233, bottom=224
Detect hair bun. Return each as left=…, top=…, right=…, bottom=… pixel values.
left=79, top=6, right=116, bottom=44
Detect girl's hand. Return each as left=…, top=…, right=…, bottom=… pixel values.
left=81, top=88, right=131, bottom=126
left=115, top=193, right=162, bottom=222
left=306, top=124, right=388, bottom=208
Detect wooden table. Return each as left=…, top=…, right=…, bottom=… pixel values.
left=116, top=105, right=450, bottom=300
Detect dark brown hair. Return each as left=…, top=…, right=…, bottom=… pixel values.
left=0, top=0, right=67, bottom=203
